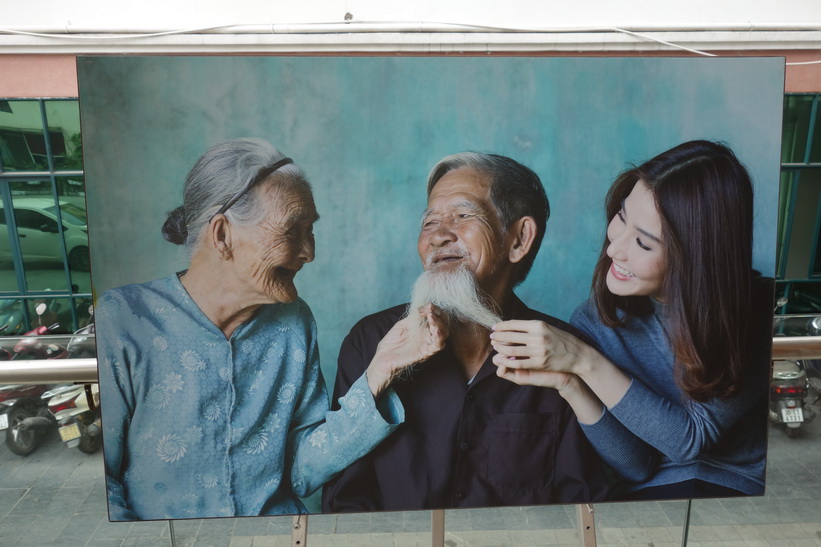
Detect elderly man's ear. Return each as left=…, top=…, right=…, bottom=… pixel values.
left=209, top=215, right=233, bottom=260
left=507, top=216, right=538, bottom=265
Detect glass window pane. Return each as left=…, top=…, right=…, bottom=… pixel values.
left=0, top=297, right=26, bottom=334
left=811, top=107, right=821, bottom=164
left=44, top=101, right=82, bottom=171
left=0, top=100, right=48, bottom=171
left=782, top=169, right=821, bottom=279
left=777, top=170, right=797, bottom=276
left=0, top=262, right=15, bottom=292
left=7, top=181, right=72, bottom=292
left=56, top=176, right=91, bottom=291
left=72, top=295, right=95, bottom=330
left=0, top=193, right=20, bottom=293
left=782, top=95, right=814, bottom=163
left=26, top=296, right=75, bottom=334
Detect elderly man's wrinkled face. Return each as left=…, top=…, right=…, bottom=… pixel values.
left=418, top=167, right=508, bottom=293
left=231, top=182, right=318, bottom=304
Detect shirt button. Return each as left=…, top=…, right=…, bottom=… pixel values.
left=466, top=393, right=474, bottom=402
left=454, top=491, right=465, bottom=501
left=459, top=442, right=469, bottom=451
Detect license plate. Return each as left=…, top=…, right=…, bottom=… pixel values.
left=58, top=423, right=81, bottom=442
left=0, top=413, right=7, bottom=431
left=782, top=407, right=804, bottom=423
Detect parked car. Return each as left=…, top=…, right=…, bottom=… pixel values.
left=0, top=197, right=90, bottom=271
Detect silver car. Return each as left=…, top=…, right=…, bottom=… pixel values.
left=0, top=197, right=90, bottom=271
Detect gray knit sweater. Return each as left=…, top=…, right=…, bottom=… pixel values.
left=571, top=296, right=769, bottom=496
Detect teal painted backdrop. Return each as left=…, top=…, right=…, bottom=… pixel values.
left=78, top=56, right=784, bottom=393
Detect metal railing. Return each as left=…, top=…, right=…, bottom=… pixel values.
left=772, top=336, right=821, bottom=359
left=0, top=337, right=818, bottom=385
left=0, top=357, right=97, bottom=384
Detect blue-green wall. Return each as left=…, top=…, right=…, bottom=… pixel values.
left=78, top=56, right=784, bottom=388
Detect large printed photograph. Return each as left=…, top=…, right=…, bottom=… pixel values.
left=77, top=55, right=784, bottom=520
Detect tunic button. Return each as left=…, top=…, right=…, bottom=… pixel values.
left=459, top=442, right=469, bottom=451
left=455, top=491, right=465, bottom=501
left=466, top=393, right=474, bottom=402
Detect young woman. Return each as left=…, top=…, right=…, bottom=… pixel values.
left=489, top=140, right=772, bottom=499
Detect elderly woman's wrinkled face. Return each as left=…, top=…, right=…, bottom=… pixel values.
left=231, top=182, right=318, bottom=304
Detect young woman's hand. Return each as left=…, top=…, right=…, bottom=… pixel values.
left=489, top=319, right=594, bottom=376
left=494, top=362, right=577, bottom=392
left=366, top=304, right=449, bottom=397
left=495, top=365, right=605, bottom=424
left=490, top=319, right=631, bottom=410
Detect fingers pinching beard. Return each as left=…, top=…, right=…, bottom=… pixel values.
left=411, top=304, right=448, bottom=359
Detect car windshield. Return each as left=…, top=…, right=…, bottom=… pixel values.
left=44, top=203, right=87, bottom=226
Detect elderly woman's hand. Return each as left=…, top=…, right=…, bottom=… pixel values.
left=365, top=304, right=449, bottom=397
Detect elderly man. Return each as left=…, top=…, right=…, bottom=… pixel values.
left=322, top=152, right=608, bottom=511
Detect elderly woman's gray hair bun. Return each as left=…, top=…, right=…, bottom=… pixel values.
left=162, top=206, right=188, bottom=245
left=165, top=138, right=309, bottom=250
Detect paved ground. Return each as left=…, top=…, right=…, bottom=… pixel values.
left=0, top=399, right=819, bottom=546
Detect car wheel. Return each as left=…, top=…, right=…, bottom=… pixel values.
left=69, top=246, right=91, bottom=272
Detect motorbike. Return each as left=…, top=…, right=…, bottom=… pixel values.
left=769, top=359, right=816, bottom=437
left=0, top=320, right=67, bottom=455
left=66, top=305, right=95, bottom=358
left=0, top=384, right=55, bottom=455
left=37, top=383, right=101, bottom=453
left=43, top=312, right=102, bottom=454
left=800, top=316, right=821, bottom=403
left=6, top=323, right=65, bottom=360
left=770, top=306, right=819, bottom=437
left=28, top=313, right=101, bottom=454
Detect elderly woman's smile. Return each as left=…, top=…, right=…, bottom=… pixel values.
left=233, top=184, right=318, bottom=304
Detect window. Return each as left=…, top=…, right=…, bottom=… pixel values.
left=0, top=99, right=90, bottom=334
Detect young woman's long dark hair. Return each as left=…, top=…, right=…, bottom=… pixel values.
left=591, top=140, right=755, bottom=401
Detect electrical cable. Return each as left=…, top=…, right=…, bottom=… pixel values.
left=0, top=21, right=817, bottom=65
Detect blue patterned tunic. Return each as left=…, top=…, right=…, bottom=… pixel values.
left=97, top=274, right=403, bottom=520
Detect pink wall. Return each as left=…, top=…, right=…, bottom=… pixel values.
left=0, top=51, right=819, bottom=98
left=0, top=55, right=78, bottom=97
left=781, top=50, right=821, bottom=92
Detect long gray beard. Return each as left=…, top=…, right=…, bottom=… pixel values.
left=409, top=263, right=503, bottom=330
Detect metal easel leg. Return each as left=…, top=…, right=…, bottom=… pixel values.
left=576, top=504, right=597, bottom=547
left=292, top=514, right=308, bottom=546
left=167, top=520, right=177, bottom=547
left=680, top=499, right=692, bottom=547
left=431, top=509, right=445, bottom=547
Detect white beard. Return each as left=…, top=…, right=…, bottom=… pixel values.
left=408, top=262, right=502, bottom=330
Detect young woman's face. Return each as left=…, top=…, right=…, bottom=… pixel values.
left=605, top=180, right=666, bottom=299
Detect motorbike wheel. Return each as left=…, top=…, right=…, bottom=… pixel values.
left=77, top=428, right=102, bottom=454
left=5, top=407, right=40, bottom=456
left=785, top=424, right=802, bottom=438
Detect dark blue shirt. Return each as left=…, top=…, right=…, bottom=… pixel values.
left=322, top=296, right=609, bottom=512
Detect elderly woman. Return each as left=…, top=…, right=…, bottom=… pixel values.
left=97, top=138, right=446, bottom=520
